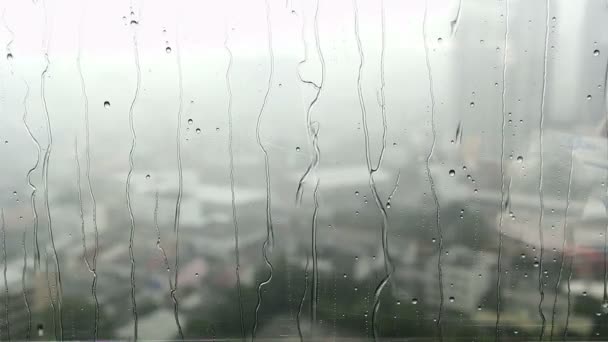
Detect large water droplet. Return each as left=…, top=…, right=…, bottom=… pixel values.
left=594, top=49, right=600, bottom=56
left=449, top=169, right=455, bottom=176
left=411, top=298, right=418, bottom=305
left=104, top=101, right=111, bottom=108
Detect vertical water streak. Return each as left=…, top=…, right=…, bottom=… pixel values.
left=297, top=256, right=310, bottom=342
left=563, top=217, right=576, bottom=340
left=39, top=0, right=63, bottom=336
left=154, top=191, right=185, bottom=337
left=602, top=36, right=608, bottom=317
left=1, top=210, right=9, bottom=341
left=2, top=9, right=13, bottom=57
left=549, top=146, right=573, bottom=341
left=224, top=27, right=246, bottom=341
left=310, top=180, right=320, bottom=338
left=44, top=251, right=57, bottom=340
left=154, top=192, right=173, bottom=289
left=294, top=2, right=324, bottom=335
left=21, top=80, right=42, bottom=271
left=450, top=0, right=462, bottom=37
left=368, top=0, right=393, bottom=338
left=22, top=232, right=32, bottom=341
left=125, top=12, right=142, bottom=339
left=537, top=0, right=551, bottom=339
left=295, top=0, right=324, bottom=206
left=389, top=172, right=400, bottom=197
left=76, top=2, right=100, bottom=336
left=171, top=21, right=185, bottom=341
left=495, top=1, right=509, bottom=339
left=251, top=0, right=275, bottom=338
left=422, top=1, right=444, bottom=339
left=74, top=140, right=93, bottom=273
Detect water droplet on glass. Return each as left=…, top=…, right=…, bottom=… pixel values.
left=145, top=174, right=151, bottom=179
left=130, top=20, right=138, bottom=26
left=583, top=291, right=588, bottom=296
left=195, top=272, right=199, bottom=277
left=196, top=128, right=201, bottom=134
left=533, top=261, right=539, bottom=268
left=188, top=119, right=193, bottom=125
left=449, top=296, right=455, bottom=303
left=594, top=49, right=600, bottom=56
left=355, top=191, right=359, bottom=196
left=437, top=37, right=443, bottom=44
left=6, top=53, right=13, bottom=60
left=516, top=156, right=523, bottom=163
left=166, top=47, right=172, bottom=54
left=343, top=273, right=347, bottom=278
left=587, top=94, right=592, bottom=100
left=104, top=101, right=111, bottom=108
left=469, top=102, right=475, bottom=107
left=449, top=169, right=455, bottom=176
left=295, top=146, right=300, bottom=152
left=411, top=298, right=418, bottom=305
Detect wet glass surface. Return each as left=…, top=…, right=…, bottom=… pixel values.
left=1, top=0, right=608, bottom=340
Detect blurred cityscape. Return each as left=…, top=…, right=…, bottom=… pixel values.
left=0, top=0, right=608, bottom=340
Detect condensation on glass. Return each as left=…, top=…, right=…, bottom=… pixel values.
left=0, top=0, right=607, bottom=340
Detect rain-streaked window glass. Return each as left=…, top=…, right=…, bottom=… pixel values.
left=1, top=0, right=608, bottom=340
